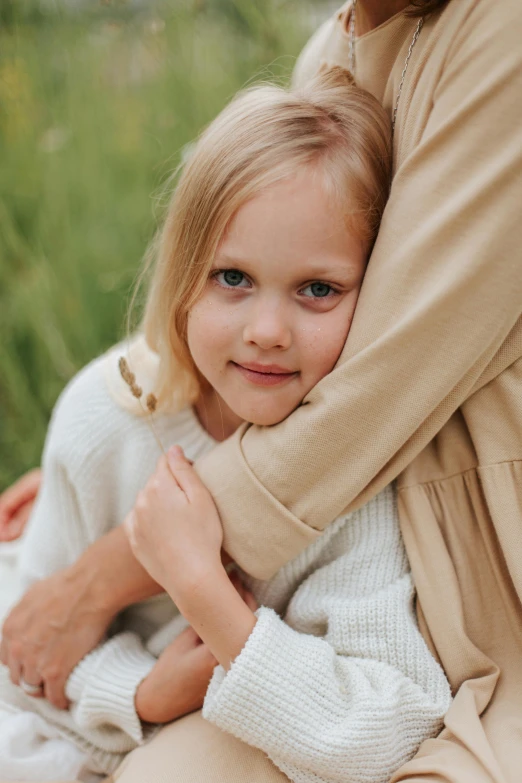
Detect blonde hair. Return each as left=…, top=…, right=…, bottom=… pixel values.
left=140, top=66, right=392, bottom=410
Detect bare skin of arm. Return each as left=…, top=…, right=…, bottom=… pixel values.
left=0, top=525, right=162, bottom=708
left=0, top=518, right=233, bottom=708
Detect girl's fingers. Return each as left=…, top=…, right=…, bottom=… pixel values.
left=166, top=446, right=205, bottom=501
left=156, top=453, right=184, bottom=493
left=166, top=625, right=201, bottom=655
left=221, top=550, right=234, bottom=568
left=228, top=570, right=258, bottom=610
left=244, top=591, right=259, bottom=612
left=123, top=511, right=137, bottom=548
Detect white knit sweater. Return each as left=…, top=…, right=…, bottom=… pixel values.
left=0, top=339, right=451, bottom=781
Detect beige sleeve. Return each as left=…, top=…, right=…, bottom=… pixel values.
left=196, top=0, right=522, bottom=580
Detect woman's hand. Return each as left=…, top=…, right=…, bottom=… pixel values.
left=0, top=567, right=114, bottom=709
left=1, top=523, right=164, bottom=710
left=0, top=469, right=42, bottom=542
left=125, top=446, right=224, bottom=601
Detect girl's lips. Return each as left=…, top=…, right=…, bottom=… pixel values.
left=232, top=362, right=298, bottom=387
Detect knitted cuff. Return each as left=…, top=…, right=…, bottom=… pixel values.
left=66, top=632, right=156, bottom=745
left=203, top=605, right=315, bottom=752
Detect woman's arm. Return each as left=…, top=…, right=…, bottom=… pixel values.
left=62, top=625, right=217, bottom=749
left=0, top=360, right=165, bottom=708
left=1, top=525, right=162, bottom=708
left=194, top=0, right=522, bottom=580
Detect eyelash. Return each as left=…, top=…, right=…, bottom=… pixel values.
left=210, top=269, right=341, bottom=300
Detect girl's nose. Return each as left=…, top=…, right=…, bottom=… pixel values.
left=243, top=301, right=292, bottom=351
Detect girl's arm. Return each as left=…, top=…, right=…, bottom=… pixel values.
left=201, top=588, right=451, bottom=783
left=127, top=454, right=451, bottom=783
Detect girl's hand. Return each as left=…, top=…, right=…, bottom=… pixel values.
left=124, top=446, right=224, bottom=602
left=135, top=625, right=217, bottom=724
left=0, top=469, right=42, bottom=542
left=136, top=576, right=258, bottom=724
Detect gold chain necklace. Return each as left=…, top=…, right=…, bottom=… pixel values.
left=348, top=0, right=424, bottom=130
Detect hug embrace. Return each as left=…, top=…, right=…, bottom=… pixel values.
left=0, top=0, right=521, bottom=781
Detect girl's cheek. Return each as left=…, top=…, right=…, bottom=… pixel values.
left=298, top=311, right=353, bottom=379
left=187, top=300, right=238, bottom=365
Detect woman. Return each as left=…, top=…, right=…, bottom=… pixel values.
left=1, top=0, right=521, bottom=781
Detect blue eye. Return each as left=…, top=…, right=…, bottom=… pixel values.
left=302, top=282, right=333, bottom=298
left=214, top=269, right=249, bottom=288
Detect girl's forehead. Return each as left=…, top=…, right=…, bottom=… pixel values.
left=222, top=174, right=354, bottom=246
left=216, top=172, right=366, bottom=280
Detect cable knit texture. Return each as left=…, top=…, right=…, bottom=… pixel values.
left=0, top=339, right=451, bottom=779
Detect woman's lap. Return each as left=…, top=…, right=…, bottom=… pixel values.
left=106, top=710, right=289, bottom=783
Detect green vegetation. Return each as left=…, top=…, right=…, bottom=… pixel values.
left=0, top=0, right=314, bottom=489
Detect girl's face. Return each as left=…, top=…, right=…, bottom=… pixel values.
left=187, top=166, right=367, bottom=435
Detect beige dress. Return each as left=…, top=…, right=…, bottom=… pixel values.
left=26, top=1, right=522, bottom=781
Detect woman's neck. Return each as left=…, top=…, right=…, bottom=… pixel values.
left=356, top=0, right=411, bottom=35
left=194, top=387, right=244, bottom=443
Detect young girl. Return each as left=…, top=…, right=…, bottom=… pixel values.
left=0, top=66, right=451, bottom=782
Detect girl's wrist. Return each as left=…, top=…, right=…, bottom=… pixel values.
left=174, top=567, right=257, bottom=671
left=166, top=559, right=227, bottom=613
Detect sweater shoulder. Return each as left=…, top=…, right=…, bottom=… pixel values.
left=44, top=345, right=212, bottom=484
left=41, top=353, right=135, bottom=477
left=47, top=352, right=131, bottom=449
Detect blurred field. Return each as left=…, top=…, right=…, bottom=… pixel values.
left=0, top=0, right=320, bottom=489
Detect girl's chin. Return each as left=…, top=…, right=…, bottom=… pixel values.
left=236, top=403, right=299, bottom=427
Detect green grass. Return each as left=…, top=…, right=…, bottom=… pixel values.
left=0, top=0, right=314, bottom=489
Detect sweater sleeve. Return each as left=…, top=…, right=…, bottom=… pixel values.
left=65, top=632, right=156, bottom=747
left=18, top=358, right=125, bottom=583
left=203, top=580, right=451, bottom=783
left=195, top=0, right=522, bottom=580
left=15, top=359, right=158, bottom=748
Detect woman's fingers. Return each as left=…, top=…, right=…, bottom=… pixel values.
left=19, top=662, right=44, bottom=699
left=228, top=570, right=259, bottom=611
left=6, top=648, right=22, bottom=686
left=221, top=550, right=234, bottom=568
left=43, top=670, right=69, bottom=710
left=0, top=469, right=42, bottom=516
left=0, top=505, right=30, bottom=542
left=0, top=571, right=111, bottom=710
left=0, top=469, right=42, bottom=541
